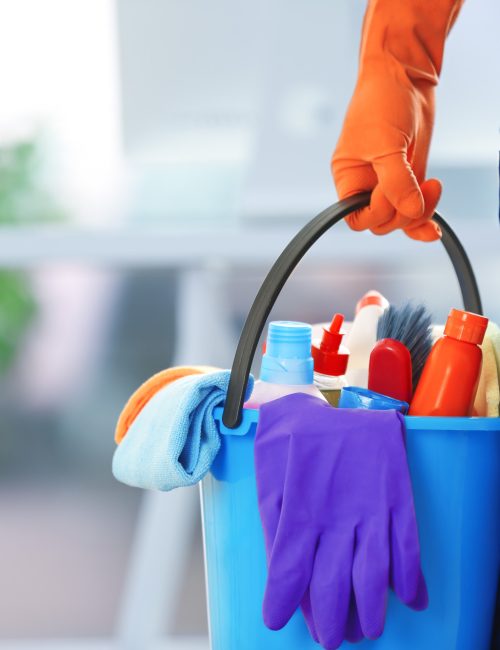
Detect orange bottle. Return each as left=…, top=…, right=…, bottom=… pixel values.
left=409, top=309, right=488, bottom=417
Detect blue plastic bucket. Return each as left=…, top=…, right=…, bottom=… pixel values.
left=200, top=408, right=500, bottom=650
left=200, top=196, right=498, bottom=648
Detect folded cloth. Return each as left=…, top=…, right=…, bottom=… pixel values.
left=115, top=366, right=219, bottom=444
left=489, top=322, right=500, bottom=375
left=474, top=323, right=500, bottom=417
left=255, top=393, right=427, bottom=650
left=113, top=370, right=253, bottom=491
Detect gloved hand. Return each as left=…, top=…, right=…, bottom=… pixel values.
left=255, top=393, right=427, bottom=650
left=332, top=0, right=463, bottom=242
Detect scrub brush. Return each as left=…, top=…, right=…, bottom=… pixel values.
left=373, top=303, right=433, bottom=394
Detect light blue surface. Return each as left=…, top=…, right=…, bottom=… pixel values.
left=112, top=371, right=254, bottom=491
left=201, top=409, right=500, bottom=650
left=260, top=321, right=314, bottom=385
left=338, top=386, right=409, bottom=413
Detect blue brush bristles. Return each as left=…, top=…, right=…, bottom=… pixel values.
left=377, top=302, right=433, bottom=390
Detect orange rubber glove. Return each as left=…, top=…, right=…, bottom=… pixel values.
left=332, top=0, right=463, bottom=242
left=115, top=365, right=218, bottom=444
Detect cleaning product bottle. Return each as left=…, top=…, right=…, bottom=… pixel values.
left=344, top=290, right=389, bottom=388
left=409, top=309, right=489, bottom=417
left=245, top=321, right=326, bottom=408
left=312, top=313, right=349, bottom=406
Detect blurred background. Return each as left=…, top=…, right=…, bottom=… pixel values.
left=0, top=0, right=498, bottom=648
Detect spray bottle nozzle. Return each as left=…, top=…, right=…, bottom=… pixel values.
left=312, top=313, right=349, bottom=376
left=320, top=313, right=345, bottom=351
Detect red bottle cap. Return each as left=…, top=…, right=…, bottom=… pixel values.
left=355, top=290, right=389, bottom=315
left=444, top=309, right=488, bottom=345
left=311, top=313, right=350, bottom=376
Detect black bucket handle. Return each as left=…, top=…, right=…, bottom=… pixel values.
left=222, top=193, right=483, bottom=428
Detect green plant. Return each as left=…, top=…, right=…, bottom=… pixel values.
left=0, top=137, right=66, bottom=374
left=0, top=271, right=36, bottom=372
left=0, top=139, right=65, bottom=225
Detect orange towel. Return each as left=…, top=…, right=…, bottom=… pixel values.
left=332, top=0, right=463, bottom=242
left=115, top=365, right=218, bottom=444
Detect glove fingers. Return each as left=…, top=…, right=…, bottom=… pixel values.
left=346, top=184, right=395, bottom=232
left=263, top=528, right=318, bottom=630
left=345, top=207, right=372, bottom=232
left=405, top=568, right=429, bottom=611
left=390, top=506, right=427, bottom=609
left=345, top=592, right=364, bottom=643
left=373, top=177, right=442, bottom=237
left=300, top=590, right=319, bottom=643
left=369, top=182, right=416, bottom=234
left=309, top=531, right=355, bottom=649
left=254, top=459, right=288, bottom=558
left=254, top=411, right=292, bottom=558
left=391, top=567, right=428, bottom=612
left=372, top=152, right=424, bottom=220
left=403, top=178, right=442, bottom=242
left=331, top=157, right=377, bottom=200
left=352, top=523, right=390, bottom=639
left=332, top=159, right=378, bottom=234
left=406, top=178, right=441, bottom=225
left=370, top=211, right=413, bottom=236
left=404, top=221, right=441, bottom=242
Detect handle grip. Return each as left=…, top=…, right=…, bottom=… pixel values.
left=222, top=193, right=482, bottom=428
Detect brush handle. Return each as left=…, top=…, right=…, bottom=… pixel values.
left=222, top=193, right=482, bottom=428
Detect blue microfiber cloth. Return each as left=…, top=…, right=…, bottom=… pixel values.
left=112, top=370, right=254, bottom=491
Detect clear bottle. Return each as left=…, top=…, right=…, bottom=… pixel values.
left=245, top=321, right=326, bottom=408
left=312, top=313, right=349, bottom=406
left=344, top=290, right=389, bottom=388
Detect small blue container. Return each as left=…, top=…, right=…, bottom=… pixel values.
left=201, top=409, right=500, bottom=650
left=338, top=386, right=409, bottom=413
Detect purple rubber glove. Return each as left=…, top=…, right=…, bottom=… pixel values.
left=254, top=393, right=427, bottom=650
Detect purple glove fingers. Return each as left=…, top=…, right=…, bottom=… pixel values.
left=263, top=527, right=318, bottom=630
left=352, top=522, right=390, bottom=639
left=387, top=413, right=428, bottom=609
left=300, top=590, right=320, bottom=643
left=255, top=420, right=322, bottom=639
left=344, top=591, right=364, bottom=643
left=309, top=530, right=355, bottom=649
left=390, top=505, right=427, bottom=607
left=254, top=430, right=291, bottom=557
left=405, top=568, right=429, bottom=611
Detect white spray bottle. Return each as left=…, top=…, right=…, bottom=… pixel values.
left=344, top=290, right=389, bottom=388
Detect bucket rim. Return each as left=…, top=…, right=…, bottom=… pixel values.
left=405, top=415, right=500, bottom=431
left=214, top=406, right=500, bottom=436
